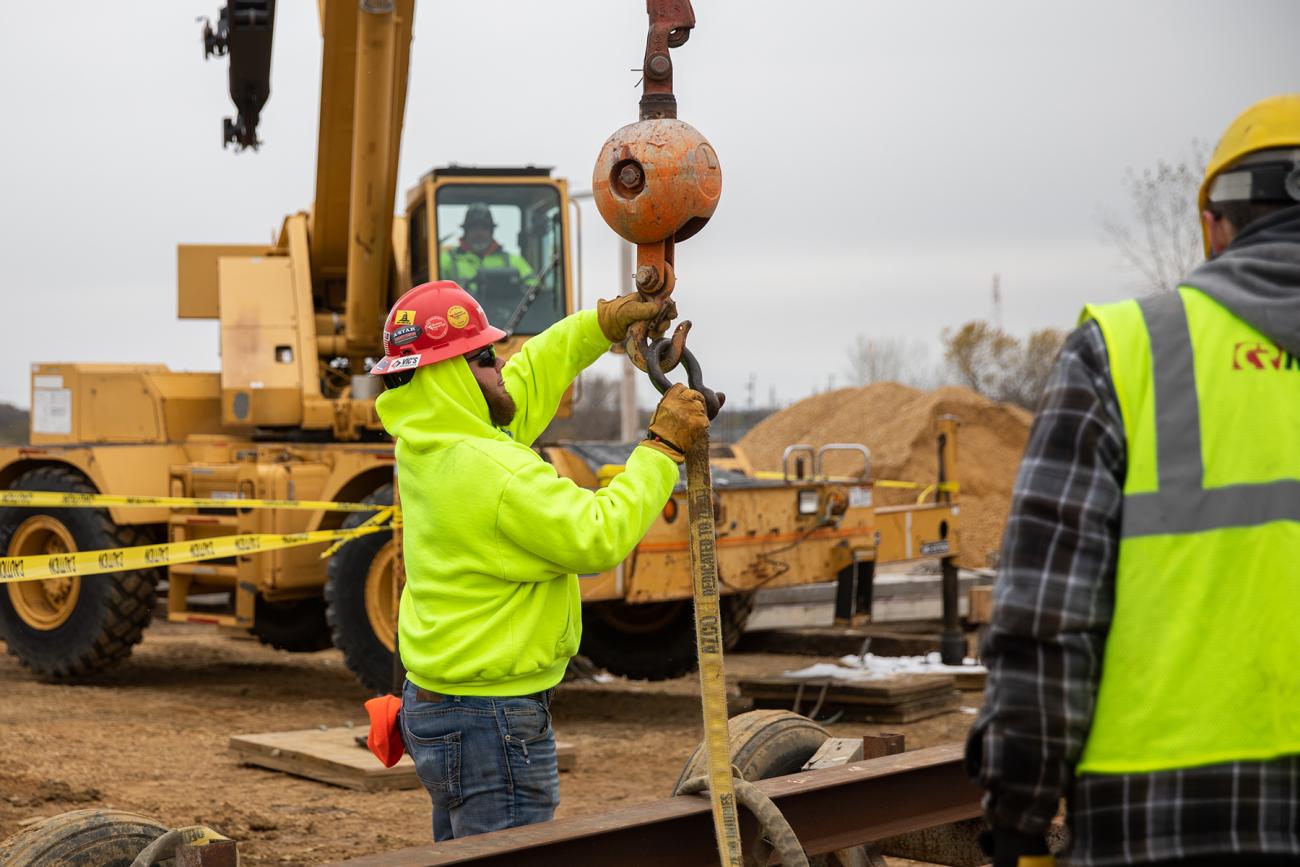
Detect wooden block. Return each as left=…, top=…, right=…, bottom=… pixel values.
left=229, top=727, right=575, bottom=791
left=850, top=690, right=961, bottom=724
left=750, top=689, right=961, bottom=724
left=802, top=737, right=865, bottom=770
left=967, top=585, right=993, bottom=625
left=952, top=668, right=987, bottom=691
left=862, top=733, right=905, bottom=759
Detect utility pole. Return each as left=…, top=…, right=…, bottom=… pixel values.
left=991, top=272, right=1002, bottom=331
left=619, top=240, right=639, bottom=441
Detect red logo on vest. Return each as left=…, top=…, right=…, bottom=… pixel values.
left=1232, top=341, right=1292, bottom=371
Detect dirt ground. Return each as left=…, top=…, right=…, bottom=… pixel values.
left=0, top=621, right=982, bottom=865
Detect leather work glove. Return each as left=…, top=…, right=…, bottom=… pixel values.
left=597, top=293, right=675, bottom=343
left=980, top=828, right=1054, bottom=867
left=641, top=383, right=708, bottom=464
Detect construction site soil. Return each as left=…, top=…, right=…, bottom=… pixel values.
left=0, top=622, right=980, bottom=866
left=739, top=383, right=1033, bottom=568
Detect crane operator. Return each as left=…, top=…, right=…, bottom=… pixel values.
left=439, top=203, right=534, bottom=294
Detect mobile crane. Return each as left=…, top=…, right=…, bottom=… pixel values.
left=0, top=0, right=964, bottom=693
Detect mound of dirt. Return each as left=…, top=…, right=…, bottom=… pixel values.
left=737, top=383, right=1033, bottom=567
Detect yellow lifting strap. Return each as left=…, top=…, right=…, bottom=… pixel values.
left=684, top=432, right=744, bottom=866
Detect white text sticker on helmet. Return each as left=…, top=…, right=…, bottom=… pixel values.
left=393, top=309, right=417, bottom=326
left=387, top=355, right=421, bottom=372
left=425, top=316, right=448, bottom=340
left=447, top=305, right=470, bottom=329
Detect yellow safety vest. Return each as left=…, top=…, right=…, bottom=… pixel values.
left=439, top=247, right=533, bottom=287
left=1078, top=286, right=1300, bottom=774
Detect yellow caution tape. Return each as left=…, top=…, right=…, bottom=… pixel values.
left=0, top=523, right=392, bottom=585
left=0, top=490, right=393, bottom=513
left=915, top=481, right=960, bottom=504
left=318, top=507, right=397, bottom=559
left=748, top=472, right=927, bottom=489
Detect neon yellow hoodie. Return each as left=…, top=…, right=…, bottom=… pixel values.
left=374, top=310, right=679, bottom=696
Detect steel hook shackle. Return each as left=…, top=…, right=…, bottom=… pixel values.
left=646, top=336, right=725, bottom=420
left=592, top=0, right=722, bottom=388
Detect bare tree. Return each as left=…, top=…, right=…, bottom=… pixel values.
left=942, top=322, right=1018, bottom=396
left=1100, top=141, right=1209, bottom=294
left=941, top=321, right=1067, bottom=410
left=1000, top=328, right=1069, bottom=409
left=844, top=335, right=933, bottom=387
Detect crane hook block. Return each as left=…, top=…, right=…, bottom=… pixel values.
left=593, top=118, right=722, bottom=246
left=202, top=1, right=277, bottom=151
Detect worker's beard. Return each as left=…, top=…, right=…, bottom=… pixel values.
left=483, top=384, right=517, bottom=428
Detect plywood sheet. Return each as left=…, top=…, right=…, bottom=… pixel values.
left=230, top=727, right=575, bottom=792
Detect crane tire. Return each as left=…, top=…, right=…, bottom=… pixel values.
left=325, top=483, right=397, bottom=695
left=249, top=595, right=334, bottom=652
left=0, top=467, right=159, bottom=681
left=579, top=592, right=754, bottom=681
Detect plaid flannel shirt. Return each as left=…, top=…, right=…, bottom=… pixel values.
left=966, top=321, right=1300, bottom=866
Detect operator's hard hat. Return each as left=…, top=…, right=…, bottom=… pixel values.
left=462, top=203, right=496, bottom=228
left=1199, top=94, right=1300, bottom=254
left=370, top=281, right=505, bottom=377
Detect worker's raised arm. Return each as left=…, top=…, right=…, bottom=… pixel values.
left=501, top=294, right=664, bottom=445
left=496, top=444, right=678, bottom=577
left=501, top=310, right=610, bottom=445
left=495, top=384, right=707, bottom=577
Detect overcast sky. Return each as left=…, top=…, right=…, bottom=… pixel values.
left=1, top=1, right=1296, bottom=409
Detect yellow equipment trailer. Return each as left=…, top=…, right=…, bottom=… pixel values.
left=0, top=0, right=964, bottom=692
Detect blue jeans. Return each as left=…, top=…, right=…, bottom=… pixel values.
left=400, top=680, right=559, bottom=840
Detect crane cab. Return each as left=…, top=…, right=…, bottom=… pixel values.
left=405, top=167, right=576, bottom=338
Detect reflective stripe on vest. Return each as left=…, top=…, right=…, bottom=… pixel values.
left=1077, top=286, right=1300, bottom=775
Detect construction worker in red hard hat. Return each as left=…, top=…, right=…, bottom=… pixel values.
left=371, top=280, right=707, bottom=841
left=968, top=95, right=1300, bottom=867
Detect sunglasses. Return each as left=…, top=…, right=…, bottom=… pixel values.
left=465, top=345, right=497, bottom=368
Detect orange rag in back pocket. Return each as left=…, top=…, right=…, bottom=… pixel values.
left=364, top=695, right=404, bottom=768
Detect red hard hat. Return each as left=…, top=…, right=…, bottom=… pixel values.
left=370, top=281, right=505, bottom=376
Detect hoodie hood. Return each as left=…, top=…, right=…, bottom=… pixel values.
left=1186, top=204, right=1300, bottom=356
left=375, top=355, right=509, bottom=452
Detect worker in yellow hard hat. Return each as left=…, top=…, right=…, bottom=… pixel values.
left=968, top=94, right=1300, bottom=867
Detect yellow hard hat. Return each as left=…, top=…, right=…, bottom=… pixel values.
left=1199, top=94, right=1300, bottom=254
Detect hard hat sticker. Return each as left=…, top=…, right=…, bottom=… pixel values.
left=390, top=325, right=421, bottom=346
left=447, top=305, right=470, bottom=329
left=387, top=355, right=421, bottom=372
left=394, top=309, right=417, bottom=326
left=425, top=316, right=449, bottom=340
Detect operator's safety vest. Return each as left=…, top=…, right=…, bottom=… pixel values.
left=440, top=246, right=530, bottom=286
left=1077, top=286, right=1300, bottom=774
